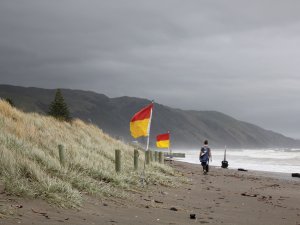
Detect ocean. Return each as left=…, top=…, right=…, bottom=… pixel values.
left=173, top=148, right=300, bottom=174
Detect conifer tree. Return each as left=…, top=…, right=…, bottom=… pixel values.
left=48, top=89, right=71, bottom=121
left=4, top=98, right=14, bottom=107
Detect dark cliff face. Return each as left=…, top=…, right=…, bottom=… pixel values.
left=1, top=84, right=299, bottom=149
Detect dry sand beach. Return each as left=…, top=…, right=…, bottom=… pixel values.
left=0, top=160, right=299, bottom=225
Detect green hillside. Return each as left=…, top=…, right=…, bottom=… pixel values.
left=1, top=84, right=299, bottom=148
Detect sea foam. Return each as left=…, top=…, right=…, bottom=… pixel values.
left=174, top=148, right=300, bottom=173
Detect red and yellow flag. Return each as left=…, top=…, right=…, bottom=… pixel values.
left=156, top=132, right=170, bottom=148
left=130, top=103, right=153, bottom=138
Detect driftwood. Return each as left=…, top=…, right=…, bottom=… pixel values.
left=291, top=173, right=300, bottom=178
left=241, top=192, right=257, bottom=197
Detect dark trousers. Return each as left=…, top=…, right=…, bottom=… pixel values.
left=201, top=161, right=209, bottom=172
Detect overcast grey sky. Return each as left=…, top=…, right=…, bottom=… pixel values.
left=1, top=0, right=300, bottom=138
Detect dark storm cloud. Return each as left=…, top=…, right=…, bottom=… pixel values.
left=1, top=0, right=300, bottom=138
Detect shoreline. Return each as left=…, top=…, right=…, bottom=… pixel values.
left=175, top=158, right=300, bottom=176
left=180, top=161, right=299, bottom=181
left=1, top=160, right=299, bottom=225
left=174, top=160, right=300, bottom=183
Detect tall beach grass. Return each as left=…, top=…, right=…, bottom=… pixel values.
left=0, top=100, right=182, bottom=207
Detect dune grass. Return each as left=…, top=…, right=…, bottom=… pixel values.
left=0, top=100, right=183, bottom=207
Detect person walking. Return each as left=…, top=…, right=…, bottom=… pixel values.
left=199, top=140, right=212, bottom=174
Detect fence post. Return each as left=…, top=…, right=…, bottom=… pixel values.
left=159, top=151, right=164, bottom=164
left=115, top=149, right=121, bottom=173
left=145, top=151, right=150, bottom=165
left=154, top=151, right=158, bottom=162
left=149, top=150, right=153, bottom=162
left=134, top=149, right=139, bottom=170
left=58, top=144, right=65, bottom=166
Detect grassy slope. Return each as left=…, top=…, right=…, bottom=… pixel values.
left=0, top=100, right=181, bottom=207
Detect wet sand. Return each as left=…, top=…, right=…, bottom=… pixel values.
left=1, top=161, right=300, bottom=225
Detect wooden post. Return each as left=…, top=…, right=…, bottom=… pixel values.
left=149, top=150, right=153, bottom=162
left=154, top=151, right=158, bottom=162
left=145, top=151, right=150, bottom=165
left=58, top=144, right=65, bottom=166
left=134, top=149, right=139, bottom=170
left=115, top=149, right=121, bottom=173
left=159, top=151, right=164, bottom=164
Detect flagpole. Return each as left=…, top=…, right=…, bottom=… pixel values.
left=146, top=101, right=154, bottom=151
left=168, top=131, right=171, bottom=156
left=168, top=131, right=172, bottom=163
left=142, top=101, right=154, bottom=187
